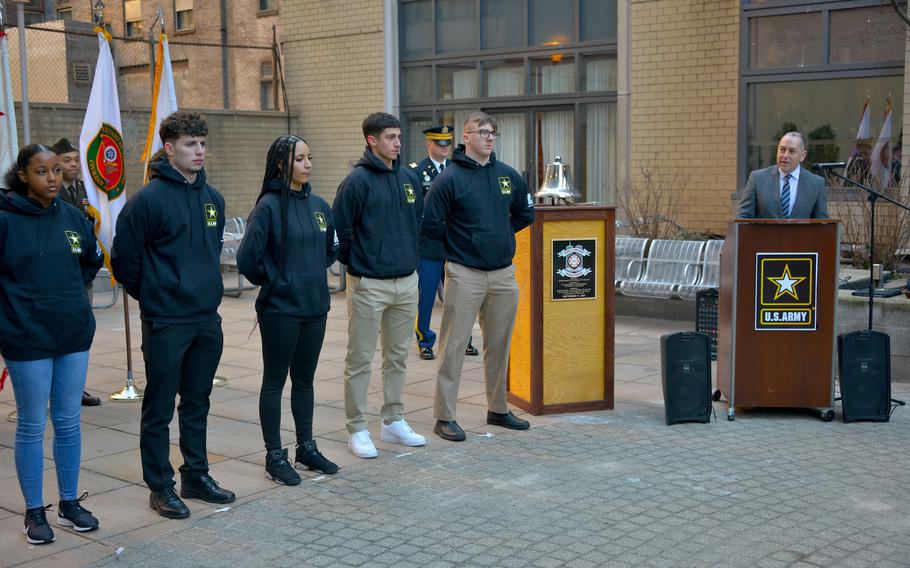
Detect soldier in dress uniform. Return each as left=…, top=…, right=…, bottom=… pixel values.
left=410, top=126, right=477, bottom=360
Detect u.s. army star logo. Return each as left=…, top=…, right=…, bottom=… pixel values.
left=404, top=184, right=416, bottom=204
left=498, top=177, right=512, bottom=194
left=755, top=253, right=817, bottom=331
left=65, top=230, right=82, bottom=254
left=314, top=211, right=328, bottom=232
left=204, top=203, right=218, bottom=228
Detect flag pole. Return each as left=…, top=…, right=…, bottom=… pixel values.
left=110, top=295, right=142, bottom=401
left=96, top=0, right=141, bottom=402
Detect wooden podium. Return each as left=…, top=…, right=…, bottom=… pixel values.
left=716, top=219, right=839, bottom=420
left=508, top=206, right=615, bottom=415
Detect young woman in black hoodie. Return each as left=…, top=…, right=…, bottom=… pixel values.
left=0, top=145, right=104, bottom=544
left=237, top=135, right=339, bottom=485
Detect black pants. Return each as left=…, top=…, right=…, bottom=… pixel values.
left=259, top=319, right=327, bottom=451
left=140, top=319, right=223, bottom=491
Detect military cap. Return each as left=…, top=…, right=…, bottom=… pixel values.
left=51, top=138, right=78, bottom=154
left=423, top=125, right=454, bottom=146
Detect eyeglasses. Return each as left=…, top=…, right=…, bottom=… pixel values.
left=466, top=129, right=500, bottom=140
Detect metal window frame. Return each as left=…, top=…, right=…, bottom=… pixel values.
left=736, top=0, right=907, bottom=192
left=398, top=0, right=618, bottom=199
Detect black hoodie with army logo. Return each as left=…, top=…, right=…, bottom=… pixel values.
left=422, top=145, right=535, bottom=271
left=112, top=160, right=225, bottom=323
left=0, top=191, right=103, bottom=361
left=332, top=147, right=423, bottom=279
left=236, top=178, right=338, bottom=322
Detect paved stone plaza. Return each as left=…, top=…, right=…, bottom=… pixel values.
left=1, top=284, right=909, bottom=567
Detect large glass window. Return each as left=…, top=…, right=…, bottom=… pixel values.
left=583, top=103, right=616, bottom=205
left=749, top=13, right=824, bottom=69
left=484, top=60, right=525, bottom=97
left=482, top=0, right=523, bottom=50
left=401, top=66, right=433, bottom=102
left=531, top=57, right=575, bottom=95
left=125, top=0, right=142, bottom=39
left=582, top=55, right=617, bottom=92
left=438, top=63, right=477, bottom=100
left=404, top=114, right=434, bottom=166
left=530, top=0, right=574, bottom=46
left=829, top=7, right=906, bottom=64
left=402, top=1, right=432, bottom=58
left=535, top=109, right=574, bottom=187
left=175, top=0, right=194, bottom=32
left=580, top=0, right=617, bottom=42
left=436, top=0, right=476, bottom=53
left=746, top=77, right=903, bottom=177
left=741, top=2, right=905, bottom=190
left=399, top=0, right=617, bottom=201
left=493, top=112, right=527, bottom=174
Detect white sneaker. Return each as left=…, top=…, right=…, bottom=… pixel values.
left=348, top=430, right=378, bottom=459
left=380, top=419, right=426, bottom=447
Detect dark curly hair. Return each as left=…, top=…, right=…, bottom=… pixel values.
left=3, top=144, right=56, bottom=196
left=362, top=112, right=400, bottom=141
left=159, top=111, right=208, bottom=145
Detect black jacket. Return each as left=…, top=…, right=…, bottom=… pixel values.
left=0, top=191, right=103, bottom=361
left=237, top=179, right=338, bottom=322
left=422, top=146, right=535, bottom=270
left=410, top=156, right=447, bottom=261
left=332, top=147, right=422, bottom=279
left=111, top=161, right=225, bottom=323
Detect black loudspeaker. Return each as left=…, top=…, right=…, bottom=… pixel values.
left=837, top=330, right=891, bottom=423
left=660, top=332, right=712, bottom=425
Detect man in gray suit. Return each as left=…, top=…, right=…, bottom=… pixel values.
left=737, top=131, right=828, bottom=219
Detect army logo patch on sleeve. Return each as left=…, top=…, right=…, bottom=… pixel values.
left=204, top=204, right=218, bottom=228
left=498, top=177, right=512, bottom=194
left=404, top=184, right=416, bottom=204
left=65, top=230, right=82, bottom=254
left=754, top=253, right=817, bottom=331
left=314, top=211, right=328, bottom=232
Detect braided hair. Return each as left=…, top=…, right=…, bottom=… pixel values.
left=3, top=144, right=56, bottom=197
left=258, top=135, right=307, bottom=273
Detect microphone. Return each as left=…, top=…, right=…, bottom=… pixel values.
left=810, top=162, right=846, bottom=171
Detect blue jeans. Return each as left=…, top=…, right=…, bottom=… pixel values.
left=6, top=351, right=89, bottom=509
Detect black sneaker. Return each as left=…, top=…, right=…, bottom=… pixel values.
left=265, top=448, right=301, bottom=486
left=23, top=505, right=55, bottom=545
left=58, top=492, right=99, bottom=532
left=295, top=440, right=339, bottom=474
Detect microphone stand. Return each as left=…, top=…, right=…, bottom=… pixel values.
left=819, top=168, right=910, bottom=328
left=819, top=167, right=908, bottom=408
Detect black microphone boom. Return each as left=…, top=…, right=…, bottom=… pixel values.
left=811, top=162, right=847, bottom=171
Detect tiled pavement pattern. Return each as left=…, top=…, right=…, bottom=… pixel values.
left=2, top=280, right=909, bottom=567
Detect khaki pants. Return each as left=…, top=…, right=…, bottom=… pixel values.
left=344, top=272, right=418, bottom=434
left=435, top=262, right=518, bottom=421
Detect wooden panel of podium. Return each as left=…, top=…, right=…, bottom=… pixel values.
left=716, top=219, right=839, bottom=420
left=508, top=206, right=615, bottom=415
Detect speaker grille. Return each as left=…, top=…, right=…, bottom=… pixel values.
left=661, top=332, right=712, bottom=425
left=837, top=331, right=890, bottom=423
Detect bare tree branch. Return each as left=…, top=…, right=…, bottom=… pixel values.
left=890, top=0, right=910, bottom=28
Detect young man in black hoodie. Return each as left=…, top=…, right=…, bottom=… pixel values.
left=422, top=111, right=535, bottom=442
left=112, top=112, right=235, bottom=519
left=332, top=112, right=427, bottom=459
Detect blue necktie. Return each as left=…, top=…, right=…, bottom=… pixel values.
left=781, top=174, right=791, bottom=218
